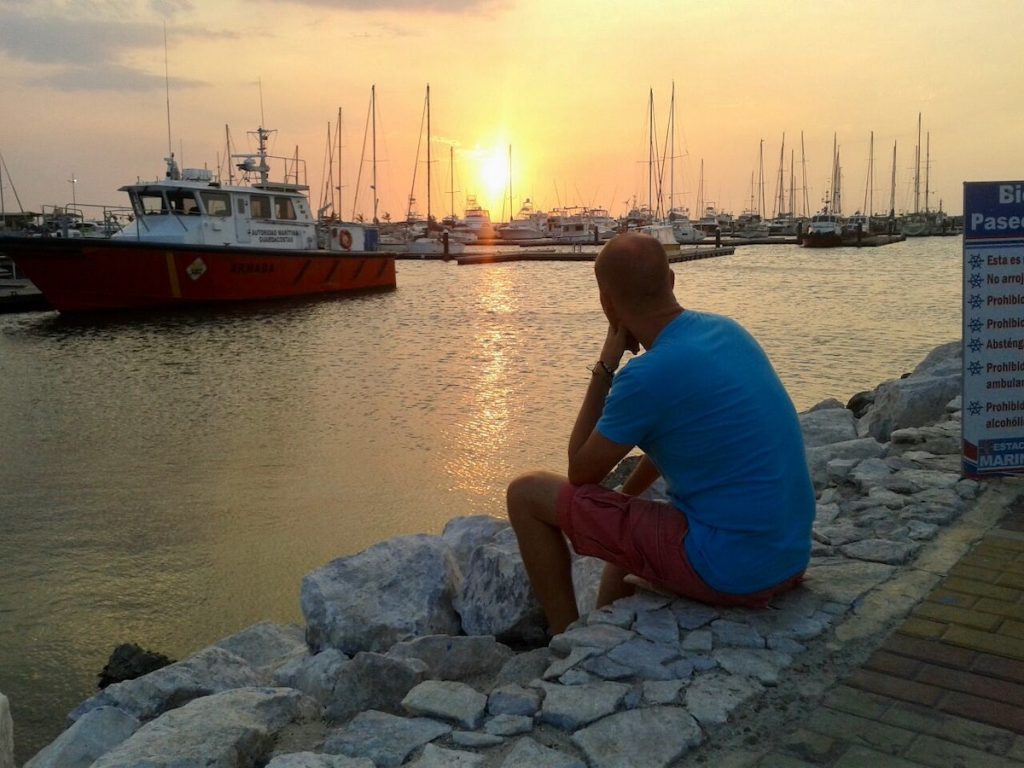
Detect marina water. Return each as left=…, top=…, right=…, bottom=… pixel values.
left=0, top=238, right=961, bottom=759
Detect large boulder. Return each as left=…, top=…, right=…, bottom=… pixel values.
left=386, top=635, right=513, bottom=682
left=858, top=342, right=962, bottom=441
left=453, top=528, right=546, bottom=644
left=302, top=535, right=463, bottom=655
left=274, top=649, right=350, bottom=705
left=0, top=692, right=12, bottom=768
left=441, top=516, right=509, bottom=575
left=799, top=406, right=858, bottom=448
left=89, top=687, right=316, bottom=768
left=214, top=622, right=308, bottom=677
left=323, top=652, right=427, bottom=724
left=68, top=646, right=263, bottom=724
left=804, top=438, right=888, bottom=490
left=25, top=707, right=139, bottom=768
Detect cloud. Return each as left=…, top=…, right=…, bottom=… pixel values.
left=28, top=64, right=205, bottom=92
left=0, top=3, right=227, bottom=92
left=259, top=0, right=507, bottom=13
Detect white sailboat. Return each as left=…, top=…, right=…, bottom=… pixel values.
left=408, top=84, right=465, bottom=256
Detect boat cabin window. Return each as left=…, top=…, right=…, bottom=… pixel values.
left=135, top=191, right=168, bottom=216
left=200, top=191, right=231, bottom=218
left=274, top=197, right=296, bottom=220
left=251, top=195, right=272, bottom=219
left=167, top=190, right=200, bottom=215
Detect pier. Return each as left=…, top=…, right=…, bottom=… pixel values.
left=452, top=245, right=735, bottom=265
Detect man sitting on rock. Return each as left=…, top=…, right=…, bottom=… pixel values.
left=507, top=232, right=815, bottom=634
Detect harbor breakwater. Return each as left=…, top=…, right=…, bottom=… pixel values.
left=6, top=339, right=1014, bottom=768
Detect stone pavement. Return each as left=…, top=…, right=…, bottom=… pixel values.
left=753, top=497, right=1024, bottom=767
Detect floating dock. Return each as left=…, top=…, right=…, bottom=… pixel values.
left=454, top=246, right=735, bottom=266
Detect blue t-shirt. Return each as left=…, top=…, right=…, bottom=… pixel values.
left=596, top=310, right=814, bottom=595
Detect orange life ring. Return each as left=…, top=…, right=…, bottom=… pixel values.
left=338, top=228, right=353, bottom=250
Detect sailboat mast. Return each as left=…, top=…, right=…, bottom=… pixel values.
left=426, top=84, right=432, bottom=226
left=800, top=131, right=809, bottom=218
left=757, top=139, right=765, bottom=217
left=508, top=144, right=513, bottom=223
left=864, top=130, right=874, bottom=216
left=889, top=140, right=897, bottom=219
left=450, top=146, right=456, bottom=219
left=669, top=81, right=675, bottom=215
left=774, top=133, right=785, bottom=218
left=648, top=88, right=654, bottom=216
left=914, top=112, right=921, bottom=214
left=697, top=159, right=704, bottom=214
left=924, top=131, right=930, bottom=214
left=337, top=107, right=343, bottom=219
left=788, top=150, right=795, bottom=217
left=372, top=84, right=378, bottom=224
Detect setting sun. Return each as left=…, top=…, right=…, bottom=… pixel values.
left=468, top=145, right=510, bottom=214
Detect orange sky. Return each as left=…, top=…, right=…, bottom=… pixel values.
left=1, top=0, right=1022, bottom=220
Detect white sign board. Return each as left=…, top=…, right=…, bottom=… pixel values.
left=962, top=181, right=1024, bottom=477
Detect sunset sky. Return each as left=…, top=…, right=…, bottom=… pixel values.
left=1, top=0, right=1022, bottom=221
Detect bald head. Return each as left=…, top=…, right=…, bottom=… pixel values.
left=594, top=232, right=677, bottom=315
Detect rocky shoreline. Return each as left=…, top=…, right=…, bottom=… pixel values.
left=4, top=339, right=1011, bottom=768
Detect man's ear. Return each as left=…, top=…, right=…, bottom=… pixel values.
left=599, top=289, right=617, bottom=325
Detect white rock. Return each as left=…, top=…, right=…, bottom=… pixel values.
left=69, top=646, right=263, bottom=724
left=387, top=635, right=512, bottom=682
left=452, top=731, right=505, bottom=747
left=572, top=706, right=702, bottom=768
left=549, top=624, right=634, bottom=655
left=274, top=649, right=350, bottom=704
left=803, top=557, right=896, bottom=604
left=839, top=539, right=920, bottom=565
left=323, top=652, right=427, bottom=723
left=484, top=713, right=533, bottom=736
left=214, top=622, right=308, bottom=676
left=265, top=753, right=373, bottom=768
left=453, top=529, right=546, bottom=643
left=323, top=710, right=451, bottom=768
left=685, top=672, right=764, bottom=726
left=581, top=654, right=635, bottom=681
left=90, top=687, right=316, bottom=768
left=799, top=407, right=857, bottom=448
left=586, top=605, right=634, bottom=628
left=605, top=638, right=679, bottom=680
left=805, top=438, right=888, bottom=489
left=671, top=602, right=720, bottom=630
left=634, top=607, right=679, bottom=645
left=0, top=693, right=12, bottom=768
left=26, top=707, right=139, bottom=768
left=441, top=515, right=509, bottom=574
left=906, top=520, right=940, bottom=540
left=713, top=648, right=793, bottom=686
left=710, top=620, right=764, bottom=649
left=642, top=680, right=685, bottom=705
left=407, top=743, right=485, bottom=767
left=500, top=737, right=586, bottom=768
left=493, top=648, right=552, bottom=686
left=302, top=535, right=462, bottom=655
left=858, top=343, right=961, bottom=442
left=611, top=592, right=671, bottom=613
left=681, top=629, right=713, bottom=652
left=487, top=685, right=541, bottom=717
left=538, top=681, right=630, bottom=730
left=544, top=647, right=602, bottom=679
left=402, top=681, right=487, bottom=730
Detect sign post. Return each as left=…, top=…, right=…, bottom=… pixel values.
left=962, top=181, right=1024, bottom=477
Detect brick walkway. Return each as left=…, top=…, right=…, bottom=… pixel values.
left=765, top=499, right=1024, bottom=767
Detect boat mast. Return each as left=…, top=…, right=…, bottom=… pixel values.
left=426, top=84, right=432, bottom=227
left=669, top=81, right=675, bottom=215
left=773, top=133, right=785, bottom=218
left=337, top=107, right=343, bottom=219
left=508, top=144, right=513, bottom=222
left=788, top=150, right=795, bottom=218
left=372, top=84, right=378, bottom=224
left=914, top=112, right=921, bottom=214
left=889, top=140, right=897, bottom=219
left=648, top=88, right=654, bottom=217
left=924, top=131, right=930, bottom=214
left=800, top=131, right=809, bottom=218
left=697, top=159, right=704, bottom=214
left=757, top=139, right=765, bottom=217
left=868, top=130, right=876, bottom=217
left=450, top=146, right=456, bottom=219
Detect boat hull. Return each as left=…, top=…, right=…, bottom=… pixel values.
left=0, top=237, right=396, bottom=313
left=800, top=232, right=844, bottom=248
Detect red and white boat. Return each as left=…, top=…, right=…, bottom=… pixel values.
left=0, top=127, right=396, bottom=313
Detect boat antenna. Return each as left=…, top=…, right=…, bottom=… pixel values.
left=164, top=22, right=172, bottom=161
left=0, top=151, right=25, bottom=213
left=259, top=77, right=267, bottom=130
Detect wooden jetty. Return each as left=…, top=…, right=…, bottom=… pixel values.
left=454, top=246, right=735, bottom=266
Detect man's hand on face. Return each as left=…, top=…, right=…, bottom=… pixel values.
left=600, top=322, right=639, bottom=370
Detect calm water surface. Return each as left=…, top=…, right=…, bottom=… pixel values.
left=0, top=238, right=961, bottom=758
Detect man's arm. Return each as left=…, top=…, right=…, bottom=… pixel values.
left=621, top=454, right=661, bottom=496
left=567, top=324, right=635, bottom=486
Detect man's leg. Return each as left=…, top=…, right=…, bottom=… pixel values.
left=597, top=562, right=635, bottom=608
left=507, top=471, right=579, bottom=634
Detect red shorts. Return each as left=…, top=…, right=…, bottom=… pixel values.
left=556, top=482, right=803, bottom=609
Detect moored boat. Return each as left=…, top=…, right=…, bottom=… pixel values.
left=1, top=127, right=396, bottom=313
left=801, top=213, right=844, bottom=248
